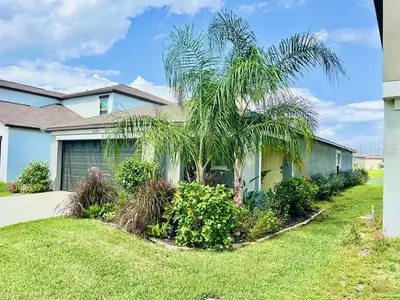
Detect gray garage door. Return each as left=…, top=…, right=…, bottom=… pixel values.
left=61, top=140, right=136, bottom=191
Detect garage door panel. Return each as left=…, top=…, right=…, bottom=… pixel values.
left=61, top=140, right=136, bottom=191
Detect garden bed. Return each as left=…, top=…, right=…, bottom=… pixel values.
left=147, top=209, right=325, bottom=251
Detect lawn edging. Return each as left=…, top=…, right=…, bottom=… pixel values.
left=148, top=209, right=325, bottom=251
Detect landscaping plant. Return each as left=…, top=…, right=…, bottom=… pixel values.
left=116, top=158, right=159, bottom=193
left=169, top=182, right=236, bottom=249
left=6, top=182, right=19, bottom=194
left=118, top=179, right=175, bottom=235
left=272, top=177, right=318, bottom=221
left=248, top=209, right=280, bottom=240
left=17, top=161, right=52, bottom=193
left=57, top=167, right=118, bottom=218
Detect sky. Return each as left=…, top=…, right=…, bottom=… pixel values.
left=0, top=0, right=382, bottom=153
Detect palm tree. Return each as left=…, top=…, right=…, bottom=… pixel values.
left=106, top=10, right=346, bottom=205
left=207, top=10, right=346, bottom=203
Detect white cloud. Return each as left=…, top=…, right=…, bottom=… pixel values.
left=315, top=27, right=380, bottom=47
left=236, top=0, right=307, bottom=14
left=0, top=61, right=178, bottom=103
left=0, top=0, right=224, bottom=60
left=0, top=61, right=118, bottom=93
left=348, top=100, right=383, bottom=110
left=153, top=33, right=168, bottom=40
left=129, top=76, right=176, bottom=102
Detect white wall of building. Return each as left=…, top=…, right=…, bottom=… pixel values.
left=62, top=93, right=114, bottom=118
left=383, top=99, right=400, bottom=237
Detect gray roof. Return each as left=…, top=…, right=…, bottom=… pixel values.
left=0, top=79, right=65, bottom=98
left=0, top=79, right=172, bottom=106
left=49, top=103, right=185, bottom=131
left=62, top=85, right=172, bottom=105
left=48, top=103, right=356, bottom=153
left=0, top=101, right=84, bottom=130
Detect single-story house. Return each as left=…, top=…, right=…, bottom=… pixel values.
left=353, top=155, right=383, bottom=170
left=48, top=104, right=356, bottom=192
left=0, top=79, right=171, bottom=182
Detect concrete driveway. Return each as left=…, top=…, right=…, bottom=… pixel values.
left=0, top=191, right=71, bottom=228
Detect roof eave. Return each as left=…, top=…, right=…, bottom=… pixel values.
left=374, top=0, right=382, bottom=46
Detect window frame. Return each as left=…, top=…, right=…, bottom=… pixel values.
left=99, top=95, right=110, bottom=115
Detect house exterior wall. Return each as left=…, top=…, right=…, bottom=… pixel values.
left=242, top=152, right=261, bottom=191
left=7, top=127, right=51, bottom=182
left=382, top=0, right=400, bottom=237
left=0, top=87, right=60, bottom=107
left=62, top=93, right=114, bottom=118
left=293, top=140, right=353, bottom=176
left=111, top=93, right=151, bottom=112
left=0, top=124, right=9, bottom=182
left=353, top=157, right=383, bottom=170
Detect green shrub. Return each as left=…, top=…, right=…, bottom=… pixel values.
left=18, top=161, right=51, bottom=193
left=117, top=158, right=159, bottom=193
left=118, top=179, right=175, bottom=235
left=272, top=177, right=317, bottom=221
left=248, top=209, right=280, bottom=240
left=355, top=168, right=370, bottom=184
left=311, top=174, right=334, bottom=201
left=57, top=167, right=118, bottom=217
left=147, top=222, right=169, bottom=238
left=170, top=182, right=236, bottom=250
left=81, top=203, right=116, bottom=220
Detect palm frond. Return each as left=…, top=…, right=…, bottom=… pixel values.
left=266, top=31, right=347, bottom=84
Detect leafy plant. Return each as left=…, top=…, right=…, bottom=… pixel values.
left=148, top=222, right=169, bottom=238
left=272, top=177, right=317, bottom=221
left=118, top=179, right=175, bottom=235
left=7, top=182, right=20, bottom=193
left=57, top=167, right=118, bottom=218
left=18, top=161, right=51, bottom=193
left=117, top=158, right=159, bottom=193
left=248, top=209, right=280, bottom=240
left=170, top=182, right=236, bottom=250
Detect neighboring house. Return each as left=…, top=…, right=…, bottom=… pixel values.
left=0, top=79, right=171, bottom=182
left=48, top=104, right=355, bottom=192
left=375, top=0, right=400, bottom=237
left=353, top=155, right=384, bottom=170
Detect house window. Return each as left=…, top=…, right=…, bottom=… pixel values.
left=99, top=95, right=109, bottom=115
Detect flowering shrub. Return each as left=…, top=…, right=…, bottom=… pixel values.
left=7, top=182, right=19, bottom=193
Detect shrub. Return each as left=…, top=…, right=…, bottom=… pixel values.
left=355, top=168, right=370, bottom=184
left=311, top=174, right=334, bottom=201
left=170, top=182, right=236, bottom=250
left=117, top=158, right=159, bottom=193
left=118, top=179, right=175, bottom=235
left=7, top=182, right=20, bottom=193
left=18, top=161, right=51, bottom=193
left=57, top=167, right=118, bottom=217
left=248, top=209, right=280, bottom=240
left=272, top=177, right=317, bottom=221
left=81, top=203, right=116, bottom=220
left=147, top=222, right=169, bottom=238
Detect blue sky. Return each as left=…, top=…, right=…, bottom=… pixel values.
left=0, top=0, right=382, bottom=152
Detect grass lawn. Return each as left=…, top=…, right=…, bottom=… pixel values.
left=369, top=169, right=384, bottom=179
left=0, top=181, right=11, bottom=197
left=0, top=184, right=399, bottom=299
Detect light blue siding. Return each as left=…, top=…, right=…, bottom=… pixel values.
left=7, top=128, right=51, bottom=182
left=0, top=87, right=60, bottom=107
left=112, top=93, right=151, bottom=111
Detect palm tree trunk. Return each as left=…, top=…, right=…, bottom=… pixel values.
left=233, top=158, right=244, bottom=205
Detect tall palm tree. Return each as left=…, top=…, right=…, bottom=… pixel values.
left=207, top=10, right=346, bottom=203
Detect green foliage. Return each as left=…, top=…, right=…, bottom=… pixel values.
left=248, top=209, right=280, bottom=240
left=117, top=179, right=175, bottom=235
left=81, top=203, right=116, bottom=220
left=18, top=161, right=51, bottom=193
left=272, top=177, right=317, bottom=221
left=170, top=182, right=236, bottom=250
left=312, top=169, right=370, bottom=201
left=57, top=167, right=118, bottom=218
left=147, top=222, right=169, bottom=238
left=117, top=158, right=159, bottom=193
left=235, top=207, right=279, bottom=240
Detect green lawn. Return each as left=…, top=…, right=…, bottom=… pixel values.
left=0, top=181, right=11, bottom=197
left=0, top=184, right=399, bottom=299
left=369, top=169, right=384, bottom=179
